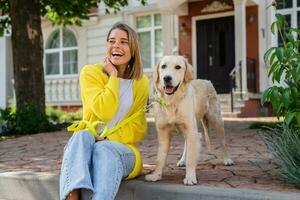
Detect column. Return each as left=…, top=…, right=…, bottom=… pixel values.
left=162, top=12, right=173, bottom=55
left=0, top=36, right=13, bottom=109
left=0, top=37, right=7, bottom=108
left=234, top=0, right=247, bottom=94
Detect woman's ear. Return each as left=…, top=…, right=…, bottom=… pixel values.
left=183, top=57, right=194, bottom=83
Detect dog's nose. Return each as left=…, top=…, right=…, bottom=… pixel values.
left=163, top=76, right=172, bottom=83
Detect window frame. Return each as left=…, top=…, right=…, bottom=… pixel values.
left=136, top=13, right=163, bottom=72
left=44, top=28, right=79, bottom=78
left=276, top=0, right=300, bottom=45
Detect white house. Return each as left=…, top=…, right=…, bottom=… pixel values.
left=0, top=0, right=296, bottom=116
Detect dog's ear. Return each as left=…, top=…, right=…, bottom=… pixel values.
left=183, top=57, right=194, bottom=83
left=152, top=60, right=160, bottom=89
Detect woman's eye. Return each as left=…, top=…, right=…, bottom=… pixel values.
left=161, top=65, right=166, bottom=69
left=175, top=65, right=181, bottom=70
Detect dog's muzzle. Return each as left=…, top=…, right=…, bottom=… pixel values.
left=163, top=82, right=180, bottom=95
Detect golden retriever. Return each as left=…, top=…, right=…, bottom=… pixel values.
left=145, top=55, right=233, bottom=185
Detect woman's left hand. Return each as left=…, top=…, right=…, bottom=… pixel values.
left=95, top=136, right=107, bottom=142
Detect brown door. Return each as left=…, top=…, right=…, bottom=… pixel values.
left=196, top=16, right=235, bottom=93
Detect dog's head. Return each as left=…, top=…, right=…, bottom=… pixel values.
left=153, top=55, right=193, bottom=96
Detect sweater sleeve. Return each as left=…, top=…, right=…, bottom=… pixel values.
left=80, top=65, right=119, bottom=121
left=108, top=75, right=149, bottom=144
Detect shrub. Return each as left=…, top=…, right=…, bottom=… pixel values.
left=262, top=3, right=300, bottom=127
left=260, top=2, right=300, bottom=188
left=0, top=104, right=59, bottom=135
left=46, top=106, right=82, bottom=124
left=259, top=125, right=300, bottom=188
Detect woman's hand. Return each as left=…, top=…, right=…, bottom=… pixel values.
left=95, top=135, right=107, bottom=142
left=103, top=57, right=118, bottom=77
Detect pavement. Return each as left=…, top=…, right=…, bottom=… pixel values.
left=0, top=117, right=300, bottom=200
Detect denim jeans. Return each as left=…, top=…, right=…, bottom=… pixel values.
left=59, top=130, right=135, bottom=200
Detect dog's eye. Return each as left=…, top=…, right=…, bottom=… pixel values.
left=161, top=65, right=167, bottom=69
left=175, top=65, right=181, bottom=70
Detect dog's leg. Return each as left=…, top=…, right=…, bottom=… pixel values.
left=145, top=128, right=171, bottom=182
left=201, top=117, right=212, bottom=151
left=208, top=114, right=233, bottom=166
left=184, top=129, right=200, bottom=185
left=177, top=139, right=186, bottom=167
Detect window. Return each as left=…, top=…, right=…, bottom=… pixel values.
left=277, top=0, right=300, bottom=45
left=45, top=28, right=78, bottom=76
left=136, top=14, right=163, bottom=70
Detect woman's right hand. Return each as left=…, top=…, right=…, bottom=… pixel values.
left=103, top=57, right=118, bottom=77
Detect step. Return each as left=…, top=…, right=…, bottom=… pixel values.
left=1, top=172, right=300, bottom=200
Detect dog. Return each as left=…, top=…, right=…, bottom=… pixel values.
left=145, top=55, right=233, bottom=185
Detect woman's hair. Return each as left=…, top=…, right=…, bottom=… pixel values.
left=106, top=22, right=143, bottom=80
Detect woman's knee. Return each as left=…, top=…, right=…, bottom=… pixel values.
left=72, top=130, right=95, bottom=143
left=92, top=142, right=119, bottom=161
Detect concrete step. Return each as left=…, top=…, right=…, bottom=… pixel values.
left=0, top=172, right=300, bottom=200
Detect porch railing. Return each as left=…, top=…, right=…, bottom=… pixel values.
left=229, top=60, right=243, bottom=112
left=45, top=76, right=81, bottom=106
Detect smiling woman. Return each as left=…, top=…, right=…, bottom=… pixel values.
left=59, top=22, right=149, bottom=200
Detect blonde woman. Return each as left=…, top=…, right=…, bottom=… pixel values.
left=60, top=22, right=149, bottom=200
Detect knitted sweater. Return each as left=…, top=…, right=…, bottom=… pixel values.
left=77, top=63, right=149, bottom=179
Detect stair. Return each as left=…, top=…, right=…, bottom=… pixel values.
left=219, top=93, right=248, bottom=117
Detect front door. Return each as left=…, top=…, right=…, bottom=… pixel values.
left=196, top=16, right=235, bottom=93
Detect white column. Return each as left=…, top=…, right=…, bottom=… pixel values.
left=162, top=11, right=178, bottom=55
left=234, top=0, right=247, bottom=94
left=0, top=37, right=7, bottom=108
left=0, top=36, right=13, bottom=109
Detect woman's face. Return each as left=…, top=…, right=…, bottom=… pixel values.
left=107, top=28, right=132, bottom=68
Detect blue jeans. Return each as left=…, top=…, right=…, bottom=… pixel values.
left=59, top=130, right=135, bottom=200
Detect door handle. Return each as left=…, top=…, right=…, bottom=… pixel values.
left=209, top=56, right=213, bottom=67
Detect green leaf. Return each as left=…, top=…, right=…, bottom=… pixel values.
left=264, top=47, right=276, bottom=63
left=286, top=32, right=294, bottom=43
left=268, top=60, right=279, bottom=77
left=270, top=52, right=277, bottom=65
left=297, top=112, right=300, bottom=127
left=290, top=28, right=300, bottom=35
left=276, top=47, right=285, bottom=62
left=282, top=88, right=290, bottom=107
left=285, top=112, right=295, bottom=126
left=271, top=21, right=276, bottom=35
left=261, top=89, right=270, bottom=105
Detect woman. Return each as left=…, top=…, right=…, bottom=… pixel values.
left=60, top=22, right=149, bottom=200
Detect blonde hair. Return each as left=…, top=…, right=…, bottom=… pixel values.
left=106, top=22, right=143, bottom=80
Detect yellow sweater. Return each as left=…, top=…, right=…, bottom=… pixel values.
left=77, top=63, right=149, bottom=179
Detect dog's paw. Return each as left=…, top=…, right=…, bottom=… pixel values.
left=145, top=173, right=162, bottom=182
left=183, top=175, right=197, bottom=185
left=176, top=159, right=186, bottom=167
left=224, top=158, right=234, bottom=166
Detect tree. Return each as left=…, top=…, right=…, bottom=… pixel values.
left=0, top=0, right=146, bottom=113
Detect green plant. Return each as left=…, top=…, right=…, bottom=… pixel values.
left=262, top=3, right=300, bottom=127
left=249, top=121, right=283, bottom=130
left=0, top=104, right=60, bottom=135
left=259, top=125, right=300, bottom=188
left=259, top=2, right=300, bottom=188
left=46, top=106, right=82, bottom=124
